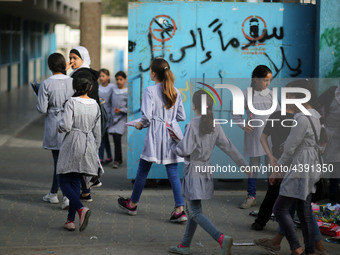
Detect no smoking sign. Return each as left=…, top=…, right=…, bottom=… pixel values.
left=149, top=15, right=177, bottom=42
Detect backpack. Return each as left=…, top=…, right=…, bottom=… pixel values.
left=100, top=104, right=109, bottom=135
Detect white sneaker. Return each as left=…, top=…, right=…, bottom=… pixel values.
left=239, top=196, right=256, bottom=209
left=43, top=193, right=59, bottom=204
left=61, top=196, right=69, bottom=210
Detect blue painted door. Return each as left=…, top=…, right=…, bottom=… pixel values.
left=127, top=1, right=316, bottom=179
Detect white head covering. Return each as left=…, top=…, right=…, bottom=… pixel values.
left=69, top=46, right=91, bottom=76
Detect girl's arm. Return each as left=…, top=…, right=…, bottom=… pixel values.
left=277, top=116, right=308, bottom=166
left=36, top=81, right=48, bottom=114
left=170, top=123, right=195, bottom=157
left=232, top=89, right=253, bottom=133
left=175, top=93, right=186, bottom=122
left=58, top=99, right=74, bottom=132
left=140, top=88, right=153, bottom=128
left=260, top=133, right=277, bottom=166
left=215, top=125, right=248, bottom=168
left=93, top=105, right=102, bottom=149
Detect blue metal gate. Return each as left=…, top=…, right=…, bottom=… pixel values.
left=127, top=0, right=317, bottom=179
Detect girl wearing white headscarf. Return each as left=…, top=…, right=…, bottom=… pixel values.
left=67, top=46, right=101, bottom=201
left=67, top=46, right=100, bottom=104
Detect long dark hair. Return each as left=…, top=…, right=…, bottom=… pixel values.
left=286, top=79, right=321, bottom=114
left=150, top=58, right=177, bottom=109
left=73, top=77, right=92, bottom=96
left=193, top=90, right=214, bottom=135
left=251, top=65, right=272, bottom=89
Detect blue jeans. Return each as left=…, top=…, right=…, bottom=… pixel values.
left=248, top=156, right=269, bottom=197
left=58, top=172, right=84, bottom=221
left=130, top=159, right=184, bottom=208
left=274, top=194, right=315, bottom=254
left=181, top=200, right=221, bottom=247
left=98, top=130, right=112, bottom=160
left=277, top=204, right=322, bottom=242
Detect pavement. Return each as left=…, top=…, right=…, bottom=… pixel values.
left=0, top=85, right=338, bottom=255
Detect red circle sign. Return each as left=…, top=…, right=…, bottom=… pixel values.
left=242, top=15, right=267, bottom=41
left=149, top=15, right=177, bottom=42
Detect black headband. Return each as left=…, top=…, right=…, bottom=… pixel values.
left=70, top=49, right=82, bottom=59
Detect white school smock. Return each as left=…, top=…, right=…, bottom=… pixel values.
left=36, top=74, right=74, bottom=150
left=170, top=117, right=248, bottom=200
left=233, top=88, right=280, bottom=157
left=140, top=83, right=185, bottom=165
left=108, top=85, right=128, bottom=135
left=98, top=83, right=114, bottom=117
left=56, top=97, right=102, bottom=176
left=277, top=109, right=322, bottom=201
left=323, top=87, right=340, bottom=163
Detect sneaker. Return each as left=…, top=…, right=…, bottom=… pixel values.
left=43, top=193, right=59, bottom=204
left=170, top=210, right=187, bottom=223
left=112, top=161, right=122, bottom=169
left=61, top=196, right=69, bottom=210
left=118, top=197, right=137, bottom=216
left=168, top=245, right=190, bottom=255
left=221, top=235, right=233, bottom=255
left=90, top=180, right=102, bottom=188
left=80, top=194, right=93, bottom=202
left=78, top=207, right=91, bottom=232
left=104, top=158, right=113, bottom=164
left=254, top=238, right=280, bottom=255
left=64, top=220, right=75, bottom=231
left=239, top=196, right=256, bottom=209
left=251, top=221, right=264, bottom=231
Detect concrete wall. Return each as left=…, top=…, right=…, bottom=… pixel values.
left=11, top=64, right=19, bottom=89
left=0, top=67, right=8, bottom=93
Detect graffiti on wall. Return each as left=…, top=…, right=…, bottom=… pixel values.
left=320, top=27, right=340, bottom=78
left=130, top=15, right=301, bottom=79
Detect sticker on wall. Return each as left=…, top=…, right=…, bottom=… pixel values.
left=242, top=15, right=267, bottom=41
left=149, top=15, right=177, bottom=42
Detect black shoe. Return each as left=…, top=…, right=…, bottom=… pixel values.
left=251, top=222, right=264, bottom=231
left=80, top=194, right=93, bottom=202
left=170, top=210, right=187, bottom=223
left=90, top=179, right=102, bottom=188
left=117, top=197, right=137, bottom=216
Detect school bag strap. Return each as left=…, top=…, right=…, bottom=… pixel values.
left=305, top=116, right=323, bottom=164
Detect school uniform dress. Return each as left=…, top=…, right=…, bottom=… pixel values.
left=323, top=87, right=340, bottom=164
left=57, top=97, right=102, bottom=176
left=169, top=118, right=248, bottom=247
left=277, top=109, right=322, bottom=200
left=99, top=83, right=113, bottom=117
left=140, top=83, right=185, bottom=164
left=274, top=109, right=321, bottom=254
left=233, top=88, right=280, bottom=157
left=36, top=74, right=74, bottom=150
left=108, top=85, right=128, bottom=135
left=170, top=117, right=248, bottom=200
left=98, top=83, right=114, bottom=161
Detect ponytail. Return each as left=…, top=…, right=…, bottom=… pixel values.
left=192, top=90, right=214, bottom=135
left=150, top=58, right=177, bottom=109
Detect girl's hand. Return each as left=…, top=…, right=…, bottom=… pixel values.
left=269, top=172, right=282, bottom=186
left=114, top=108, right=121, bottom=113
left=135, top=121, right=143, bottom=130
left=66, top=62, right=72, bottom=71
left=243, top=125, right=254, bottom=134
left=269, top=156, right=278, bottom=167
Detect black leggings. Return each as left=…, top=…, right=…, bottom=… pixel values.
left=112, top=133, right=122, bottom=163
left=273, top=194, right=315, bottom=254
